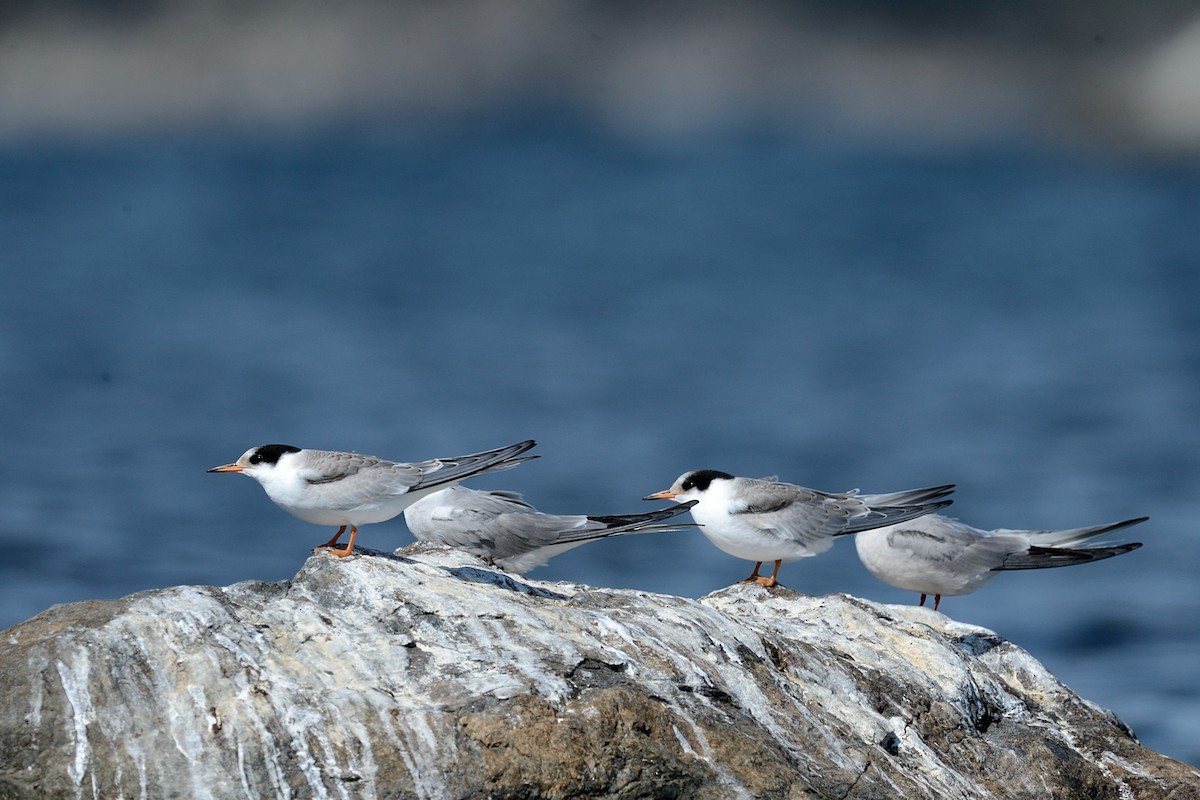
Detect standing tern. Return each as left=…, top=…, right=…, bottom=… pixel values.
left=645, top=470, right=954, bottom=587
left=208, top=439, right=537, bottom=556
left=404, top=485, right=698, bottom=573
left=854, top=513, right=1147, bottom=610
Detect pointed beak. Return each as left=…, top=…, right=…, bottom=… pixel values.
left=643, top=490, right=677, bottom=501
left=208, top=463, right=244, bottom=473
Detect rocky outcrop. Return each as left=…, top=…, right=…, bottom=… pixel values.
left=0, top=544, right=1196, bottom=800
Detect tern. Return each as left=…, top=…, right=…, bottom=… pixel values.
left=404, top=484, right=698, bottom=573
left=209, top=439, right=537, bottom=556
left=854, top=512, right=1146, bottom=610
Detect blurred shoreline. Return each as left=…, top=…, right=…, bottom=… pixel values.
left=1, top=0, right=1199, bottom=153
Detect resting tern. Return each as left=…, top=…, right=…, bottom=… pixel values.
left=645, top=470, right=954, bottom=587
left=854, top=513, right=1147, bottom=610
left=404, top=485, right=698, bottom=574
left=208, top=439, right=537, bottom=556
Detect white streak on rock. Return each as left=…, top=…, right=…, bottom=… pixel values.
left=54, top=651, right=93, bottom=790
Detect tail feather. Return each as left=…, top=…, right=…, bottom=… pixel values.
left=1007, top=516, right=1149, bottom=548
left=997, top=541, right=1143, bottom=571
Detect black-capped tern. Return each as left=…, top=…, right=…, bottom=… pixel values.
left=854, top=513, right=1147, bottom=610
left=645, top=470, right=954, bottom=587
left=403, top=485, right=698, bottom=573
left=208, top=439, right=537, bottom=556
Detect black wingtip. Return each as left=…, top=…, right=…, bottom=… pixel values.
left=998, top=541, right=1144, bottom=571
left=511, top=439, right=537, bottom=456
left=588, top=499, right=698, bottom=527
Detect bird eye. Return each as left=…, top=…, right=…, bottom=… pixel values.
left=249, top=452, right=264, bottom=465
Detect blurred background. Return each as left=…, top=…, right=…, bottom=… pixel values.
left=1, top=0, right=1198, bottom=766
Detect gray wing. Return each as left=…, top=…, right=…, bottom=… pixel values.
left=405, top=486, right=602, bottom=558
left=300, top=440, right=537, bottom=510
left=870, top=514, right=1144, bottom=570
left=409, top=486, right=537, bottom=515
left=728, top=479, right=866, bottom=546
left=295, top=450, right=427, bottom=511
left=403, top=440, right=538, bottom=492
left=838, top=498, right=954, bottom=535
left=855, top=484, right=957, bottom=507
left=729, top=478, right=952, bottom=544
left=733, top=480, right=816, bottom=515
left=877, top=516, right=1027, bottom=575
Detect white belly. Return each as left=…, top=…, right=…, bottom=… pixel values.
left=267, top=486, right=429, bottom=527
left=692, top=505, right=831, bottom=562
left=854, top=529, right=992, bottom=596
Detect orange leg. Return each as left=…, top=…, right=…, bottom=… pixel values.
left=314, top=525, right=348, bottom=552
left=754, top=559, right=783, bottom=588
left=739, top=562, right=764, bottom=583
left=314, top=525, right=355, bottom=556
left=326, top=525, right=359, bottom=558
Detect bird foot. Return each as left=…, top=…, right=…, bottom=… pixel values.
left=314, top=525, right=358, bottom=558
left=314, top=544, right=355, bottom=558
left=734, top=576, right=779, bottom=588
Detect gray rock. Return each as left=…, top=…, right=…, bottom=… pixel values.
left=0, top=544, right=1196, bottom=799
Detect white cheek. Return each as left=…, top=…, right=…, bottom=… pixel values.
left=686, top=499, right=726, bottom=527
left=247, top=467, right=291, bottom=497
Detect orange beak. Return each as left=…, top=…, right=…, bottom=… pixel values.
left=643, top=490, right=677, bottom=501
left=208, top=463, right=244, bottom=473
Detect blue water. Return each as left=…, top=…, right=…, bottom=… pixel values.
left=2, top=118, right=1198, bottom=766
